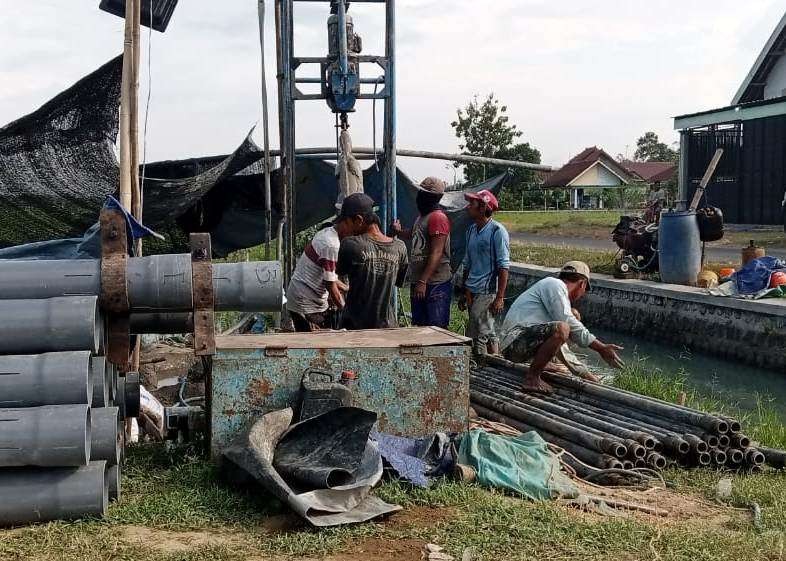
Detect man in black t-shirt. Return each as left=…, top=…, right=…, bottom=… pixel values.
left=337, top=195, right=408, bottom=330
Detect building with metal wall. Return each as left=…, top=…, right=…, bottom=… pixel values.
left=674, top=12, right=786, bottom=226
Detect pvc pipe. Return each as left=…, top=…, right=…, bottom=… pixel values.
left=130, top=313, right=193, bottom=334
left=108, top=464, right=121, bottom=502
left=0, top=296, right=102, bottom=355
left=90, top=407, right=121, bottom=466
left=91, top=357, right=110, bottom=408
left=0, top=461, right=107, bottom=526
left=0, top=351, right=92, bottom=408
left=115, top=373, right=140, bottom=419
left=0, top=258, right=283, bottom=313
left=0, top=404, right=90, bottom=467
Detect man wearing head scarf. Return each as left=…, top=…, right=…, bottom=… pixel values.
left=391, top=177, right=452, bottom=328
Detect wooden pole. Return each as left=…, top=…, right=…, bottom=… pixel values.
left=118, top=0, right=135, bottom=210
left=118, top=0, right=143, bottom=376
left=130, top=0, right=142, bottom=375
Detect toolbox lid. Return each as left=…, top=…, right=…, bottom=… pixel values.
left=216, top=326, right=470, bottom=350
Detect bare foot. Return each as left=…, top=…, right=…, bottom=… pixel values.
left=544, top=361, right=570, bottom=374
left=576, top=370, right=601, bottom=383
left=521, top=375, right=553, bottom=394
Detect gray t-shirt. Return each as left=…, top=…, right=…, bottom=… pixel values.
left=337, top=234, right=408, bottom=330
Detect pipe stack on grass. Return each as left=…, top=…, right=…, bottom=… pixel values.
left=471, top=357, right=779, bottom=474
left=0, top=338, right=129, bottom=526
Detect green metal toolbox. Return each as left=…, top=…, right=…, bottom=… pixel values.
left=209, top=327, right=471, bottom=457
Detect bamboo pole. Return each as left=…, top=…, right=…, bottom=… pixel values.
left=130, top=0, right=142, bottom=258
left=118, top=0, right=135, bottom=210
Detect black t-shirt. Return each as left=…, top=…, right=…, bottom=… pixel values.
left=337, top=234, right=409, bottom=330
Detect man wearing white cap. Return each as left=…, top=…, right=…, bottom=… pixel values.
left=499, top=261, right=625, bottom=393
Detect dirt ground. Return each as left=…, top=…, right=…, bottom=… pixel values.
left=121, top=506, right=455, bottom=561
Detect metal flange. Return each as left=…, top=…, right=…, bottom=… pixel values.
left=190, top=234, right=216, bottom=356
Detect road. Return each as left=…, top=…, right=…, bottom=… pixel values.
left=509, top=232, right=786, bottom=263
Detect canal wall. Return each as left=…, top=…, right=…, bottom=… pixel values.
left=508, top=264, right=786, bottom=371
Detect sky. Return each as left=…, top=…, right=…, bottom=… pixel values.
left=1, top=0, right=784, bottom=183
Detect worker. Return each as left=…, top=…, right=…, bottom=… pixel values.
left=499, top=261, right=625, bottom=393
left=285, top=193, right=370, bottom=332
left=391, top=177, right=452, bottom=328
left=337, top=194, right=409, bottom=330
left=459, top=190, right=510, bottom=355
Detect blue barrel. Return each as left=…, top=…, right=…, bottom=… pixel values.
left=658, top=210, right=701, bottom=285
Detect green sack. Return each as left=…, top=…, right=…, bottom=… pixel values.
left=457, top=429, right=578, bottom=500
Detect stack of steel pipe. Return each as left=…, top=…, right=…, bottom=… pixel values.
left=470, top=358, right=776, bottom=474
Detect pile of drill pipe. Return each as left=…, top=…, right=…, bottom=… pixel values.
left=0, top=349, right=134, bottom=526
left=470, top=359, right=773, bottom=474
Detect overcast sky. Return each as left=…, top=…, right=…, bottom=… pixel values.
left=1, top=0, right=783, bottom=182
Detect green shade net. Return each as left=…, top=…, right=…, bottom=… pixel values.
left=458, top=429, right=578, bottom=500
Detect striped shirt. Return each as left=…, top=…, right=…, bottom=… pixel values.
left=286, top=226, right=339, bottom=315
left=462, top=219, right=510, bottom=295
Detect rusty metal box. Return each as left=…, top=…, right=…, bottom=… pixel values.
left=209, top=327, right=470, bottom=457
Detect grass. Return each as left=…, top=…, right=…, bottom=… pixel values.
left=611, top=360, right=786, bottom=539
left=497, top=210, right=620, bottom=239
left=3, top=443, right=785, bottom=561
left=498, top=210, right=786, bottom=250
left=510, top=243, right=739, bottom=278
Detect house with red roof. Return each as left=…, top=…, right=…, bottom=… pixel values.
left=542, top=147, right=639, bottom=209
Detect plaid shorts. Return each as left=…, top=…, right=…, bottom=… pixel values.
left=502, top=322, right=561, bottom=363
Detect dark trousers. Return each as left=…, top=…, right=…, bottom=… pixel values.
left=410, top=280, right=452, bottom=329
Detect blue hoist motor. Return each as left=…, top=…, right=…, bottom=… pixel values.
left=326, top=1, right=363, bottom=113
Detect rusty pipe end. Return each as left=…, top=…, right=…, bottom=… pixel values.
left=712, top=419, right=730, bottom=434
left=647, top=453, right=667, bottom=470
left=635, top=433, right=657, bottom=450
left=712, top=450, right=727, bottom=465
left=727, top=448, right=744, bottom=464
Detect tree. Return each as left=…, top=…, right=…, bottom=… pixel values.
left=634, top=131, right=678, bottom=163
left=451, top=94, right=541, bottom=209
left=451, top=93, right=523, bottom=184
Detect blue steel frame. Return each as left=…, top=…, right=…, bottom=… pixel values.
left=275, top=0, right=397, bottom=282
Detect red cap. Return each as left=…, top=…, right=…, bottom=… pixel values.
left=464, top=189, right=499, bottom=212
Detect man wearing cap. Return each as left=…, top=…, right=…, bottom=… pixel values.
left=499, top=261, right=625, bottom=393
left=337, top=194, right=409, bottom=330
left=286, top=193, right=373, bottom=332
left=460, top=189, right=510, bottom=355
left=391, top=177, right=452, bottom=328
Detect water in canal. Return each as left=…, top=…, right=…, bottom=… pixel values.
left=579, top=328, right=786, bottom=420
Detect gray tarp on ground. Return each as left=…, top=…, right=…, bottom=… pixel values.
left=0, top=55, right=509, bottom=261
left=222, top=407, right=400, bottom=527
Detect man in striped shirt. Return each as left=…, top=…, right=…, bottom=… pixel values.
left=286, top=193, right=374, bottom=331
left=460, top=190, right=510, bottom=355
